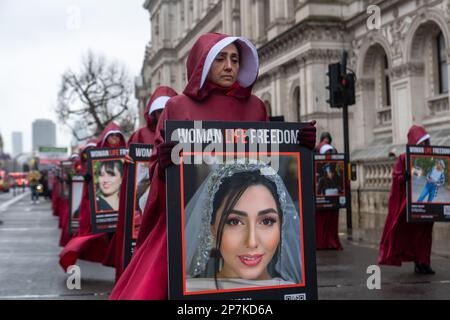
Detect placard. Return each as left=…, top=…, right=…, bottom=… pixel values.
left=314, top=154, right=347, bottom=210
left=87, top=147, right=127, bottom=233
left=166, top=121, right=317, bottom=300
left=68, top=175, right=84, bottom=234
left=407, top=145, right=450, bottom=222
left=123, top=144, right=153, bottom=268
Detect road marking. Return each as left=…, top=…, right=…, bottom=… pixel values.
left=0, top=228, right=56, bottom=231
left=0, top=292, right=110, bottom=299
left=0, top=192, right=30, bottom=212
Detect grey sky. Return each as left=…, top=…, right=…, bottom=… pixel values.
left=0, top=0, right=150, bottom=154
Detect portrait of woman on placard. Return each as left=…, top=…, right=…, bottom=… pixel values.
left=184, top=162, right=302, bottom=293
left=95, top=160, right=124, bottom=212
left=317, top=163, right=344, bottom=196
left=133, top=162, right=151, bottom=238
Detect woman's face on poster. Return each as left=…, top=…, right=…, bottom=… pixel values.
left=436, top=161, right=444, bottom=171
left=98, top=164, right=122, bottom=197
left=212, top=185, right=281, bottom=281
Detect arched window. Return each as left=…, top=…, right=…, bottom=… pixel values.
left=437, top=32, right=448, bottom=94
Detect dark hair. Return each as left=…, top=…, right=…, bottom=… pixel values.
left=136, top=177, right=150, bottom=200
left=96, top=160, right=123, bottom=179
left=210, top=170, right=283, bottom=289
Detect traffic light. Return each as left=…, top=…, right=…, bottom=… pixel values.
left=326, top=53, right=356, bottom=108
left=327, top=63, right=344, bottom=108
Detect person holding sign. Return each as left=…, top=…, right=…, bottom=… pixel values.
left=110, top=86, right=177, bottom=280
left=185, top=162, right=301, bottom=292
left=59, top=123, right=126, bottom=271
left=314, top=143, right=343, bottom=250
left=378, top=125, right=435, bottom=275
left=59, top=154, right=80, bottom=247
left=110, top=32, right=316, bottom=300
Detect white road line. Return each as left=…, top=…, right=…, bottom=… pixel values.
left=0, top=192, right=30, bottom=212
left=0, top=292, right=110, bottom=299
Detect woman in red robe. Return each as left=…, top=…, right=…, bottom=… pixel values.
left=58, top=153, right=81, bottom=247
left=314, top=142, right=343, bottom=250
left=110, top=32, right=316, bottom=299
left=51, top=172, right=61, bottom=218
left=378, top=125, right=435, bottom=274
left=105, top=86, right=177, bottom=280
left=59, top=123, right=126, bottom=271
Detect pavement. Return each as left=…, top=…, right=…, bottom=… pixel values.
left=317, top=238, right=450, bottom=300
left=1, top=189, right=450, bottom=300
left=0, top=190, right=115, bottom=300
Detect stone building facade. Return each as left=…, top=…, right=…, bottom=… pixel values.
left=135, top=0, right=450, bottom=254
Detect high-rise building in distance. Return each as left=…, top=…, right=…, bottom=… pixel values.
left=32, top=119, right=56, bottom=152
left=11, top=131, right=23, bottom=156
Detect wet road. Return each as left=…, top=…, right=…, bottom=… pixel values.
left=0, top=191, right=114, bottom=300
left=317, top=238, right=450, bottom=300
left=1, top=190, right=450, bottom=300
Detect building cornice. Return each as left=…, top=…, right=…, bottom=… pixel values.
left=146, top=48, right=177, bottom=68
left=258, top=20, right=346, bottom=65
left=390, top=61, right=425, bottom=79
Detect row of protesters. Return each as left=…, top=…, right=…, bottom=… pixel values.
left=55, top=31, right=435, bottom=299
left=109, top=32, right=316, bottom=300
left=108, top=86, right=178, bottom=281
left=57, top=87, right=177, bottom=276
left=59, top=124, right=126, bottom=271
left=314, top=126, right=436, bottom=274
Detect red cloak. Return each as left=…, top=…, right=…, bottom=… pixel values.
left=52, top=176, right=61, bottom=218
left=378, top=126, right=434, bottom=266
left=51, top=175, right=59, bottom=217
left=314, top=143, right=342, bottom=250
left=108, top=86, right=178, bottom=280
left=59, top=154, right=82, bottom=247
left=110, top=33, right=268, bottom=300
left=59, top=124, right=126, bottom=271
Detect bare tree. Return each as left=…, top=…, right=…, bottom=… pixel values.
left=56, top=51, right=136, bottom=141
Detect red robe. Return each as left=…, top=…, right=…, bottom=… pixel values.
left=314, top=142, right=342, bottom=250
left=110, top=33, right=268, bottom=300
left=59, top=124, right=126, bottom=271
left=52, top=178, right=60, bottom=217
left=59, top=155, right=82, bottom=247
left=378, top=126, right=434, bottom=266
left=58, top=198, right=70, bottom=247
left=107, top=86, right=177, bottom=281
